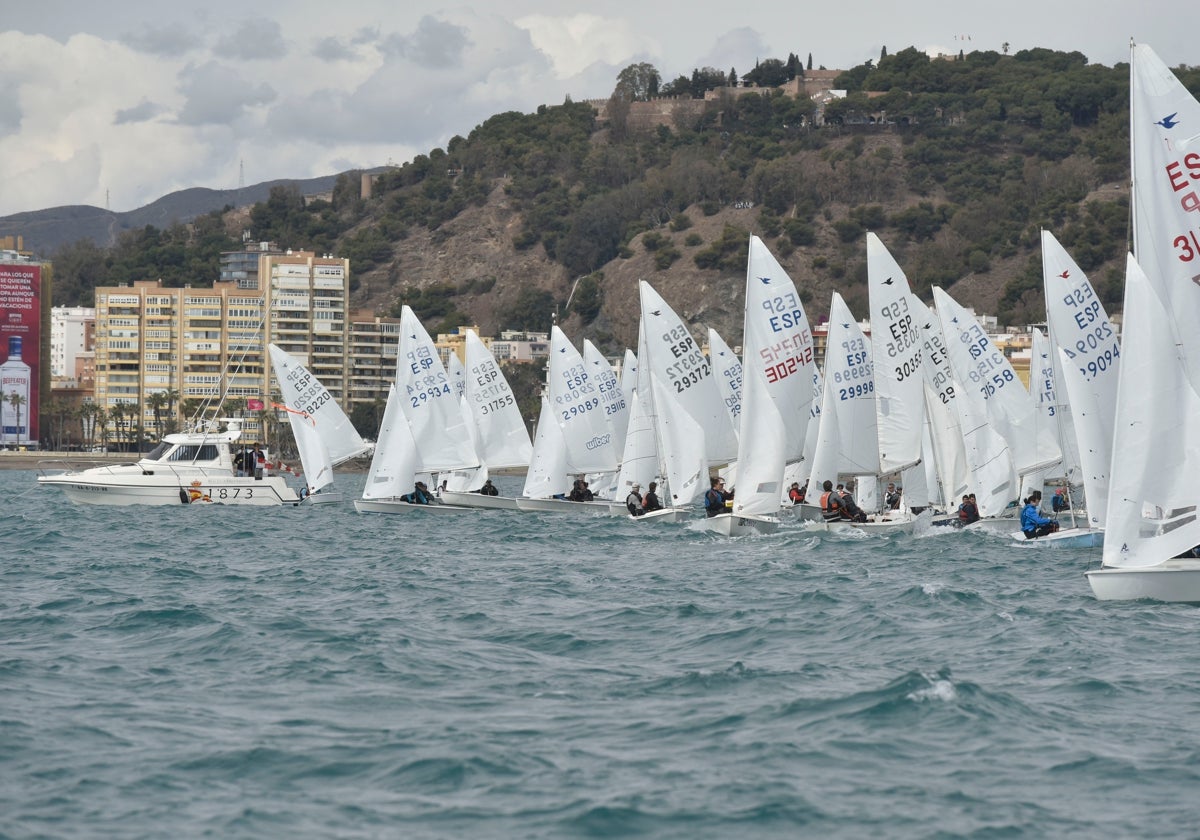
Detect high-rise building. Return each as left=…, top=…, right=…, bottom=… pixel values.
left=92, top=250, right=353, bottom=448
left=50, top=306, right=95, bottom=378
left=261, top=251, right=350, bottom=403
left=94, top=279, right=270, bottom=443
left=220, top=240, right=284, bottom=290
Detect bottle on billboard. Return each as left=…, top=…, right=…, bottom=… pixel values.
left=1, top=335, right=32, bottom=443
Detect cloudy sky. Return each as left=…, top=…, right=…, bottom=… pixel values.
left=0, top=0, right=1191, bottom=219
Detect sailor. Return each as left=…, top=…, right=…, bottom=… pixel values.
left=626, top=484, right=644, bottom=517
left=819, top=480, right=845, bottom=522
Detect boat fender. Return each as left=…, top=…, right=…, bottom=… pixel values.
left=179, top=488, right=190, bottom=504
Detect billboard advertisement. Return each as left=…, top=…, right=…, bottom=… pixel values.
left=0, top=262, right=40, bottom=446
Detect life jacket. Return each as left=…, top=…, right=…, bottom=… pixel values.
left=820, top=491, right=842, bottom=521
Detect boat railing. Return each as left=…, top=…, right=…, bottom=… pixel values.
left=37, top=458, right=135, bottom=476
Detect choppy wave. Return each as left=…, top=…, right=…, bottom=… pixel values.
left=3, top=470, right=1198, bottom=838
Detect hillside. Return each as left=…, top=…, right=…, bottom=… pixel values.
left=0, top=173, right=374, bottom=254
left=36, top=45, right=1200, bottom=353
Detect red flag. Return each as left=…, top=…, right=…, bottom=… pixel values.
left=247, top=398, right=264, bottom=411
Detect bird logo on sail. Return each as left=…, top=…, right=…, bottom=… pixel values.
left=1156, top=112, right=1179, bottom=129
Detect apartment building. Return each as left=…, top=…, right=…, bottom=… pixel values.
left=49, top=306, right=95, bottom=379
left=262, top=251, right=350, bottom=403
left=93, top=279, right=270, bottom=442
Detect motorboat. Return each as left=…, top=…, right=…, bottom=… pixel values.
left=38, top=419, right=302, bottom=506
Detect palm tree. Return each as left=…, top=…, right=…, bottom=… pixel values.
left=164, top=389, right=180, bottom=433
left=7, top=390, right=26, bottom=449
left=109, top=403, right=128, bottom=452
left=147, top=391, right=167, bottom=440
left=78, top=401, right=100, bottom=450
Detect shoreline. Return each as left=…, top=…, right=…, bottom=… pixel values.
left=2, top=451, right=527, bottom=476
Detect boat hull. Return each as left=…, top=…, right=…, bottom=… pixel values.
left=1086, top=559, right=1200, bottom=602
left=851, top=513, right=916, bottom=535
left=439, top=490, right=520, bottom=510
left=629, top=507, right=691, bottom=524
left=39, top=470, right=300, bottom=506
left=1010, top=527, right=1104, bottom=548
left=354, top=498, right=476, bottom=514
left=702, top=512, right=780, bottom=536
left=515, top=497, right=612, bottom=515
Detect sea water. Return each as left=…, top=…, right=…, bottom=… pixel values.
left=3, top=470, right=1198, bottom=838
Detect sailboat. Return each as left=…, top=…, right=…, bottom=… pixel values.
left=1086, top=43, right=1200, bottom=600
left=267, top=344, right=373, bottom=504
left=632, top=281, right=738, bottom=521
left=517, top=326, right=619, bottom=514
left=708, top=327, right=743, bottom=442
left=355, top=307, right=480, bottom=514
left=1086, top=257, right=1200, bottom=598
left=439, top=329, right=533, bottom=510
left=1012, top=232, right=1117, bottom=548
left=582, top=339, right=629, bottom=503
left=933, top=286, right=1061, bottom=531
left=609, top=326, right=694, bottom=524
left=912, top=296, right=972, bottom=521
left=705, top=236, right=817, bottom=536
left=855, top=233, right=926, bottom=532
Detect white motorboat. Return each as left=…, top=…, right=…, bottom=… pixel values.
left=39, top=419, right=302, bottom=506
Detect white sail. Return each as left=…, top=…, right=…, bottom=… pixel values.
left=927, top=291, right=1016, bottom=517
left=789, top=366, right=824, bottom=491
left=397, top=307, right=478, bottom=473
left=441, top=349, right=487, bottom=492
left=1130, top=43, right=1200, bottom=392
left=522, top=393, right=571, bottom=499
left=933, top=287, right=1060, bottom=479
left=1021, top=328, right=1059, bottom=500
left=614, top=329, right=661, bottom=496
left=547, top=326, right=619, bottom=475
left=730, top=236, right=817, bottom=516
left=581, top=340, right=627, bottom=499
left=362, top=384, right=419, bottom=500
left=463, top=329, right=532, bottom=471
left=1041, top=230, right=1120, bottom=523
left=912, top=297, right=971, bottom=507
left=866, top=233, right=924, bottom=473
left=620, top=348, right=639, bottom=388
left=638, top=281, right=737, bottom=464
left=708, top=327, right=743, bottom=441
left=583, top=340, right=630, bottom=455
left=1057, top=348, right=1112, bottom=528
left=822, top=292, right=879, bottom=475
left=650, top=373, right=708, bottom=507
left=807, top=355, right=842, bottom=496
left=268, top=343, right=371, bottom=493
left=743, top=236, right=817, bottom=460
left=268, top=344, right=371, bottom=467
left=1103, top=255, right=1200, bottom=567
left=613, top=388, right=658, bottom=496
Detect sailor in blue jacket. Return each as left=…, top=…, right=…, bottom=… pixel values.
left=1021, top=490, right=1056, bottom=539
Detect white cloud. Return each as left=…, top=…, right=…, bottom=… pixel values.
left=380, top=15, right=471, bottom=69
left=214, top=17, right=287, bottom=61
left=119, top=21, right=202, bottom=56
left=176, top=61, right=277, bottom=126
left=516, top=13, right=659, bottom=79
left=114, top=100, right=165, bottom=125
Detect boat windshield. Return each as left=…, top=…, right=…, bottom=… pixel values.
left=144, top=442, right=172, bottom=461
